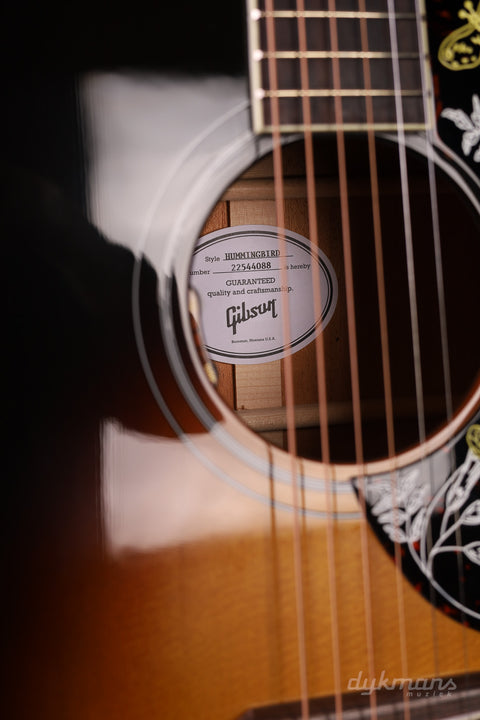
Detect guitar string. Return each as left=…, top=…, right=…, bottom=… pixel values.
left=386, top=0, right=427, bottom=451
left=264, top=2, right=310, bottom=717
left=356, top=5, right=415, bottom=720
left=412, top=0, right=470, bottom=677
left=295, top=3, right=343, bottom=718
left=411, top=0, right=442, bottom=678
left=356, top=3, right=401, bottom=719
left=386, top=1, right=431, bottom=716
left=327, top=3, right=380, bottom=719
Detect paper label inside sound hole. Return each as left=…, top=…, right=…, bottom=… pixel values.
left=189, top=225, right=338, bottom=365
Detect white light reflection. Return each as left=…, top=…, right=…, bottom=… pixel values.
left=82, top=73, right=259, bottom=551
left=102, top=421, right=268, bottom=551
left=82, top=72, right=248, bottom=253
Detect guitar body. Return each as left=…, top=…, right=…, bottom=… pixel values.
left=3, top=2, right=480, bottom=719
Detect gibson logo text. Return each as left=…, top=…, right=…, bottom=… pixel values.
left=226, top=300, right=278, bottom=336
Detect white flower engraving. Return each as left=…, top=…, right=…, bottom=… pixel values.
left=441, top=94, right=480, bottom=161
left=464, top=541, right=480, bottom=565
left=357, top=438, right=480, bottom=624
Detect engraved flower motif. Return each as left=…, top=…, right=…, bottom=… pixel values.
left=441, top=94, right=480, bottom=162
left=464, top=541, right=480, bottom=565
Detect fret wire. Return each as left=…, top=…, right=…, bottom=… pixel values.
left=256, top=10, right=417, bottom=20
left=260, top=89, right=424, bottom=98
left=258, top=50, right=422, bottom=59
left=263, top=122, right=429, bottom=132
left=247, top=0, right=264, bottom=134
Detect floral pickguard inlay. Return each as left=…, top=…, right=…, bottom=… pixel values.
left=441, top=94, right=480, bottom=162
left=354, top=419, right=480, bottom=630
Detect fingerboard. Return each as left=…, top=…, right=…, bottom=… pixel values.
left=247, top=0, right=434, bottom=133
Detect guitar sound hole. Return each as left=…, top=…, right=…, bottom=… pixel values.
left=191, top=136, right=480, bottom=464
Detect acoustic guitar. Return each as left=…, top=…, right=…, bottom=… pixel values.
left=3, top=1, right=480, bottom=719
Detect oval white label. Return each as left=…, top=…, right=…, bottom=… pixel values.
left=189, top=225, right=337, bottom=365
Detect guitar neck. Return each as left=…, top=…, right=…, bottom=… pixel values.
left=247, top=0, right=432, bottom=133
